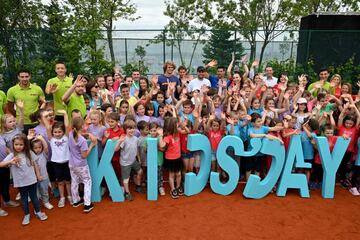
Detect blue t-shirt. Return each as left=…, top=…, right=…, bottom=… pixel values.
left=300, top=131, right=316, bottom=160
left=226, top=122, right=241, bottom=136
left=208, top=75, right=230, bottom=89
left=179, top=111, right=195, bottom=126
left=248, top=107, right=264, bottom=116
left=248, top=126, right=269, bottom=156
left=238, top=120, right=248, bottom=142
left=158, top=74, right=180, bottom=90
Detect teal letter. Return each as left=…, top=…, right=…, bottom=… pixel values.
left=210, top=136, right=242, bottom=195
left=277, top=135, right=310, bottom=198
left=184, top=134, right=211, bottom=196
left=243, top=138, right=285, bottom=199
left=88, top=140, right=124, bottom=202
left=356, top=138, right=360, bottom=166
left=315, top=136, right=350, bottom=198
left=147, top=138, right=158, bottom=201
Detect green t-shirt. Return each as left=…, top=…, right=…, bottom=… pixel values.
left=7, top=83, right=44, bottom=125
left=307, top=81, right=333, bottom=97
left=66, top=93, right=86, bottom=120
left=0, top=90, right=6, bottom=118
left=46, top=76, right=73, bottom=114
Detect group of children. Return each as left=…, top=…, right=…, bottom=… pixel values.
left=1, top=61, right=360, bottom=226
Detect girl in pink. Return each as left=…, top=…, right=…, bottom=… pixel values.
left=69, top=117, right=97, bottom=212
left=206, top=113, right=226, bottom=172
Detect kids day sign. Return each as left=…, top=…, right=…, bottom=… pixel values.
left=87, top=134, right=358, bottom=202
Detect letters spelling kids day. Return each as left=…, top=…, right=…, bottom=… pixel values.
left=87, top=133, right=357, bottom=202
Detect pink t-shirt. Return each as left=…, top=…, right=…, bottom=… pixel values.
left=337, top=126, right=359, bottom=153
left=163, top=134, right=181, bottom=160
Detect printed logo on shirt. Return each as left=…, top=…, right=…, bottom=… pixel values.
left=54, top=139, right=67, bottom=147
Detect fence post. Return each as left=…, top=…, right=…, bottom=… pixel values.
left=305, top=30, right=312, bottom=69
left=163, top=32, right=166, bottom=63
left=171, top=41, right=174, bottom=61
left=125, top=38, right=128, bottom=65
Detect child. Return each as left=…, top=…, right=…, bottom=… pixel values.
left=28, top=133, right=54, bottom=210
left=144, top=123, right=165, bottom=195
left=114, top=120, right=143, bottom=201
left=292, top=97, right=311, bottom=129
left=0, top=134, right=47, bottom=225
left=69, top=117, right=97, bottom=212
left=132, top=102, right=150, bottom=123
left=1, top=100, right=24, bottom=149
left=103, top=112, right=125, bottom=181
left=300, top=119, right=319, bottom=186
left=312, top=124, right=340, bottom=190
left=206, top=113, right=226, bottom=172
left=46, top=110, right=72, bottom=207
left=159, top=117, right=183, bottom=199
left=118, top=100, right=129, bottom=125
left=176, top=99, right=195, bottom=126
left=179, top=119, right=197, bottom=174
left=87, top=110, right=106, bottom=158
left=337, top=103, right=360, bottom=190
left=247, top=113, right=283, bottom=180
left=282, top=115, right=300, bottom=151
left=137, top=121, right=149, bottom=185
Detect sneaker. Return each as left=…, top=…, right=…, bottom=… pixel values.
left=124, top=192, right=133, bottom=201
left=4, top=200, right=20, bottom=207
left=83, top=204, right=94, bottom=213
left=16, top=193, right=21, bottom=201
left=35, top=212, right=48, bottom=221
left=58, top=197, right=65, bottom=208
left=177, top=187, right=184, bottom=196
left=159, top=187, right=165, bottom=196
left=170, top=189, right=179, bottom=199
left=22, top=214, right=30, bottom=225
left=349, top=187, right=360, bottom=196
left=43, top=202, right=54, bottom=210
left=67, top=196, right=73, bottom=205
left=73, top=199, right=84, bottom=208
left=0, top=208, right=8, bottom=217
left=135, top=185, right=143, bottom=193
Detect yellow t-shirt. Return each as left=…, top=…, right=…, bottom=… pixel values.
left=46, top=76, right=73, bottom=114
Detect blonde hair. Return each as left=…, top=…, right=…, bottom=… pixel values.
left=163, top=61, right=176, bottom=73
left=88, top=110, right=105, bottom=125
left=1, top=114, right=16, bottom=133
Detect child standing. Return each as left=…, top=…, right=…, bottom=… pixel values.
left=87, top=110, right=106, bottom=158
left=69, top=117, right=97, bottom=212
left=159, top=117, right=183, bottom=199
left=0, top=134, right=48, bottom=225
left=114, top=120, right=143, bottom=201
left=28, top=133, right=54, bottom=210
left=46, top=110, right=72, bottom=207
left=137, top=121, right=149, bottom=186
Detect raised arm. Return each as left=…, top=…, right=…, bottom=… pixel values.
left=62, top=75, right=83, bottom=103
left=81, top=133, right=97, bottom=159
left=16, top=100, right=24, bottom=129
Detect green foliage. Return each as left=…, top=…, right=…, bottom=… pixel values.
left=121, top=45, right=149, bottom=76
left=202, top=28, right=245, bottom=67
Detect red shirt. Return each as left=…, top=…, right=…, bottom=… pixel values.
left=314, top=136, right=338, bottom=165
left=337, top=126, right=358, bottom=152
left=104, top=127, right=125, bottom=162
left=208, top=129, right=225, bottom=151
left=163, top=134, right=181, bottom=160
left=179, top=130, right=196, bottom=153
left=282, top=128, right=294, bottom=151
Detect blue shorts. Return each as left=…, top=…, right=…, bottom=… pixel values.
left=182, top=152, right=194, bottom=160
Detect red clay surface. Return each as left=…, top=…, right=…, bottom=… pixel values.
left=1, top=184, right=360, bottom=240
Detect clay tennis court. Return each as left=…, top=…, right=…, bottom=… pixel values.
left=1, top=184, right=360, bottom=239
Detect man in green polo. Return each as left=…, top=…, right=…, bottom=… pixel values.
left=0, top=90, right=6, bottom=119
left=62, top=75, right=87, bottom=121
left=307, top=68, right=334, bottom=97
left=6, top=69, right=45, bottom=133
left=46, top=61, right=73, bottom=121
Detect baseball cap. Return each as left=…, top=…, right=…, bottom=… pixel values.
left=297, top=97, right=307, bottom=104
left=197, top=66, right=206, bottom=72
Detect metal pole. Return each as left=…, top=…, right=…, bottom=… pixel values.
left=163, top=32, right=166, bottom=63
left=171, top=41, right=174, bottom=61
left=305, top=30, right=312, bottom=71
left=125, top=38, right=128, bottom=64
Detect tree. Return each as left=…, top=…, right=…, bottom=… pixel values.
left=151, top=0, right=210, bottom=71
left=203, top=28, right=245, bottom=66
left=99, top=0, right=139, bottom=64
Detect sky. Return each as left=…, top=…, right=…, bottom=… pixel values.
left=114, top=0, right=170, bottom=30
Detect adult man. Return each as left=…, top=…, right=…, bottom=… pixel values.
left=115, top=84, right=138, bottom=111
left=187, top=66, right=211, bottom=92
left=0, top=90, right=6, bottom=119
left=130, top=70, right=141, bottom=96
left=307, top=68, right=332, bottom=96
left=158, top=61, right=181, bottom=94
left=62, top=75, right=87, bottom=120
left=207, top=66, right=228, bottom=90
left=6, top=69, right=45, bottom=132
left=46, top=62, right=73, bottom=120
left=262, top=66, right=278, bottom=87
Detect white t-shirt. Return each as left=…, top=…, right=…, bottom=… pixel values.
left=263, top=76, right=278, bottom=87
left=50, top=135, right=70, bottom=163
left=187, top=78, right=211, bottom=92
